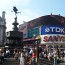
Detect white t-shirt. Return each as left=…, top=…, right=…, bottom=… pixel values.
left=6, top=50, right=10, bottom=54
left=29, top=49, right=33, bottom=54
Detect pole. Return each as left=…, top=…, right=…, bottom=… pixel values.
left=33, top=34, right=37, bottom=65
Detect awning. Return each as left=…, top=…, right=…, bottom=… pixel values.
left=24, top=44, right=45, bottom=46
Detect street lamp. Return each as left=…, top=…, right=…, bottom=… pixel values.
left=33, top=34, right=36, bottom=52
left=33, top=33, right=36, bottom=51
left=32, top=34, right=37, bottom=65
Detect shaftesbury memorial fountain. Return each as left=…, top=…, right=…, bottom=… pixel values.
left=6, top=7, right=23, bottom=48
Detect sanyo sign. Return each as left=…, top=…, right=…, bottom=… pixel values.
left=41, top=26, right=65, bottom=35
left=41, top=34, right=65, bottom=44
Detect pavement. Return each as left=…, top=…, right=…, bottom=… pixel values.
left=0, top=57, right=65, bottom=65
left=60, top=62, right=65, bottom=65
left=0, top=57, right=19, bottom=65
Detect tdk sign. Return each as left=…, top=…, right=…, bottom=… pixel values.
left=45, top=27, right=64, bottom=33
left=41, top=25, right=65, bottom=35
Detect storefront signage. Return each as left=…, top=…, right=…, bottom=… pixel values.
left=41, top=34, right=65, bottom=43
left=41, top=25, right=65, bottom=35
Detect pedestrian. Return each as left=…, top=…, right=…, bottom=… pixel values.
left=1, top=50, right=4, bottom=62
left=48, top=52, right=52, bottom=61
left=14, top=51, right=19, bottom=60
left=31, top=49, right=37, bottom=65
left=6, top=49, right=10, bottom=57
left=29, top=48, right=33, bottom=56
left=20, top=51, right=25, bottom=65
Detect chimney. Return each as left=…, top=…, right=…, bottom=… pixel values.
left=2, top=11, right=5, bottom=19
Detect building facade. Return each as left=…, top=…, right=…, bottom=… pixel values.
left=0, top=11, right=6, bottom=45
left=19, top=22, right=28, bottom=38
left=19, top=14, right=65, bottom=49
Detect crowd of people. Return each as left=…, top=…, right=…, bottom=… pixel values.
left=0, top=48, right=10, bottom=63
left=0, top=46, right=65, bottom=65
left=13, top=46, right=65, bottom=65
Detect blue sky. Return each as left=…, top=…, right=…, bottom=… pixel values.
left=0, top=0, right=65, bottom=31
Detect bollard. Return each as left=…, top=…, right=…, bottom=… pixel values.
left=54, top=54, right=57, bottom=65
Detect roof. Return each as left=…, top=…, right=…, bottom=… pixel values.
left=28, top=15, right=65, bottom=29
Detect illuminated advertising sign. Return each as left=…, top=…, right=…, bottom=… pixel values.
left=41, top=25, right=65, bottom=35
left=28, top=27, right=39, bottom=38
left=41, top=34, right=65, bottom=44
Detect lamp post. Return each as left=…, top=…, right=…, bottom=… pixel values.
left=33, top=34, right=36, bottom=53
left=32, top=34, right=37, bottom=65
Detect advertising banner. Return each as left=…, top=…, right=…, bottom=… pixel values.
left=41, top=25, right=65, bottom=35
left=41, top=34, right=65, bottom=44
left=28, top=27, right=39, bottom=38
